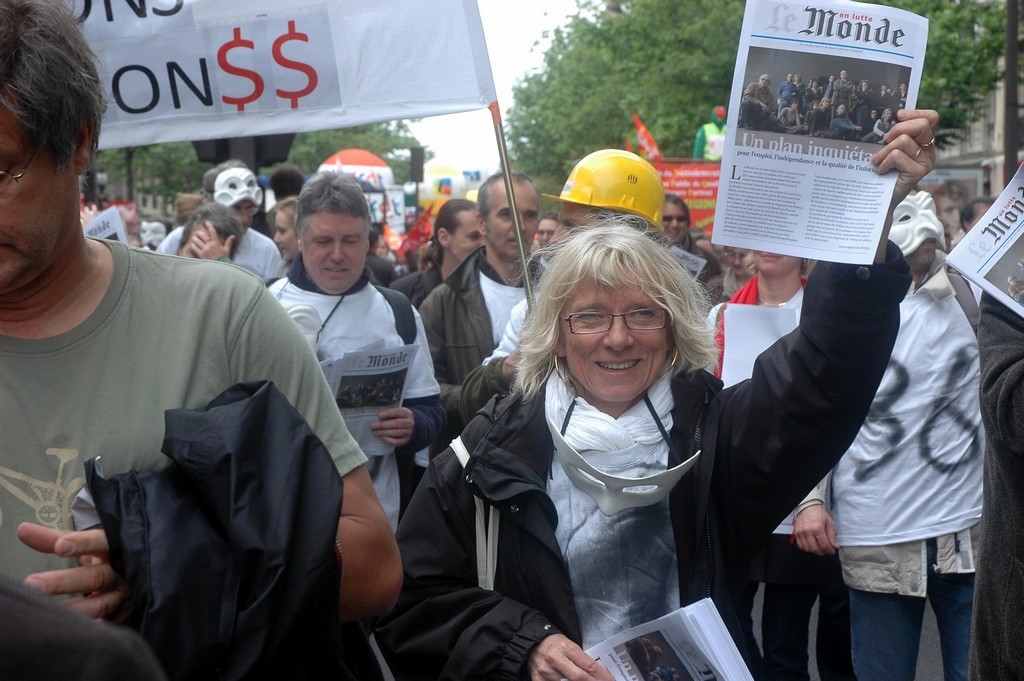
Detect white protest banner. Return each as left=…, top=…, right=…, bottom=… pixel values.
left=75, top=0, right=497, bottom=149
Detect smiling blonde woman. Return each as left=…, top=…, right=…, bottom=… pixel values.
left=378, top=117, right=938, bottom=676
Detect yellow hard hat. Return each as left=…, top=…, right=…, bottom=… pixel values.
left=544, top=149, right=665, bottom=227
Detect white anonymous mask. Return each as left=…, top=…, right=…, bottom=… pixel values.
left=547, top=417, right=700, bottom=516
left=214, top=167, right=263, bottom=206
left=139, top=220, right=167, bottom=249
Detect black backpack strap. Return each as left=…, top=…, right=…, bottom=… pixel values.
left=374, top=285, right=417, bottom=345
left=948, top=271, right=979, bottom=335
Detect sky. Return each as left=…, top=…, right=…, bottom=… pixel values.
left=406, top=1, right=579, bottom=175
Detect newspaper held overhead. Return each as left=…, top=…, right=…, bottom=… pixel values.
left=713, top=0, right=928, bottom=264
left=948, top=163, right=1024, bottom=315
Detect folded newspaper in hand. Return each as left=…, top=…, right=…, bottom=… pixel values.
left=587, top=598, right=753, bottom=681
left=319, top=343, right=418, bottom=458
left=713, top=0, right=928, bottom=264
left=948, top=163, right=1024, bottom=315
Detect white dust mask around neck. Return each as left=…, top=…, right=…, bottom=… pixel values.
left=547, top=396, right=700, bottom=516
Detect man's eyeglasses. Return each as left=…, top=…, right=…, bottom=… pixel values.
left=233, top=203, right=259, bottom=217
left=662, top=216, right=689, bottom=224
left=0, top=147, right=39, bottom=191
left=562, top=308, right=671, bottom=335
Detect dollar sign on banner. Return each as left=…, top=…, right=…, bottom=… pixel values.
left=273, top=20, right=319, bottom=109
left=218, top=27, right=265, bottom=112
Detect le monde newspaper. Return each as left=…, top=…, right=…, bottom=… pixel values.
left=949, top=164, right=1024, bottom=318
left=713, top=0, right=928, bottom=265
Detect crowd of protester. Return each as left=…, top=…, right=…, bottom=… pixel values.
left=741, top=69, right=910, bottom=143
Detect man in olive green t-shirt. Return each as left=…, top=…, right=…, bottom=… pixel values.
left=0, top=0, right=399, bottom=631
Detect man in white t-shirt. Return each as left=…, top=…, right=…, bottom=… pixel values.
left=269, top=171, right=444, bottom=529
left=157, top=164, right=282, bottom=280
left=794, top=191, right=983, bottom=681
left=419, top=171, right=539, bottom=453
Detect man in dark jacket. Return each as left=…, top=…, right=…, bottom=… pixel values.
left=419, top=172, right=539, bottom=454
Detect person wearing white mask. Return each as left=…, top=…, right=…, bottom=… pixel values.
left=139, top=220, right=167, bottom=251
left=157, top=165, right=283, bottom=280
left=795, top=192, right=983, bottom=681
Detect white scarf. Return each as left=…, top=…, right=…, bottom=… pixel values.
left=543, top=373, right=682, bottom=649
left=544, top=372, right=674, bottom=456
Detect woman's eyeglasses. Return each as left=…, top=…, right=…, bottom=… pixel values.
left=562, top=308, right=670, bottom=334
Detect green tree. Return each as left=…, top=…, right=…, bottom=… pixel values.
left=507, top=0, right=744, bottom=189
left=96, top=142, right=211, bottom=202
left=886, top=0, right=1005, bottom=147
left=508, top=0, right=1006, bottom=187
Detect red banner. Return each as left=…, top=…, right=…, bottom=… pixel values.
left=655, top=161, right=721, bottom=237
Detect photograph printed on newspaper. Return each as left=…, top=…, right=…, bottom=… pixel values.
left=948, top=163, right=1024, bottom=316
left=713, top=0, right=928, bottom=264
left=586, top=598, right=753, bottom=681
left=319, top=343, right=418, bottom=457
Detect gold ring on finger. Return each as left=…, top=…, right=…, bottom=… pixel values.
left=919, top=138, right=935, bottom=149
left=914, top=147, right=922, bottom=159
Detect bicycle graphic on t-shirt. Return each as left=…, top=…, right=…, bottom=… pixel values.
left=0, top=448, right=83, bottom=529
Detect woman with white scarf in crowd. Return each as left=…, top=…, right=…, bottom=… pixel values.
left=376, top=108, right=937, bottom=681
